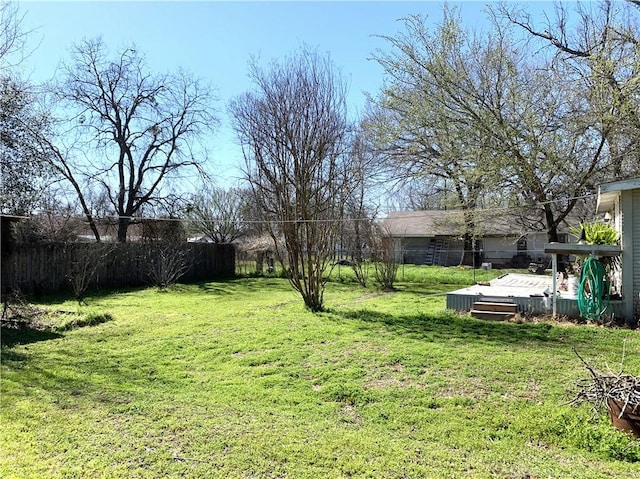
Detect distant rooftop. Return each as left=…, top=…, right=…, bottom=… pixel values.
left=382, top=209, right=581, bottom=238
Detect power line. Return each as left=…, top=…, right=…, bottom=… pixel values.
left=6, top=192, right=597, bottom=225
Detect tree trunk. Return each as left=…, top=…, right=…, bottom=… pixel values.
left=256, top=251, right=264, bottom=275
left=353, top=223, right=363, bottom=263
left=544, top=206, right=567, bottom=273
left=459, top=233, right=473, bottom=266
left=86, top=214, right=101, bottom=243
left=459, top=208, right=476, bottom=266
left=117, top=216, right=130, bottom=243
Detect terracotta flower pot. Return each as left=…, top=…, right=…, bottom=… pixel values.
left=607, top=399, right=640, bottom=438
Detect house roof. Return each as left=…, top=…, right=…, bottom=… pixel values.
left=382, top=209, right=580, bottom=238
left=382, top=210, right=466, bottom=237
left=382, top=210, right=518, bottom=238
left=597, top=177, right=640, bottom=213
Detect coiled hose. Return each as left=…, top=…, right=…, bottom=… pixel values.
left=577, top=256, right=610, bottom=321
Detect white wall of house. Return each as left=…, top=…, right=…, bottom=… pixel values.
left=393, top=236, right=466, bottom=266
left=444, top=238, right=465, bottom=266
left=482, top=237, right=516, bottom=263
left=394, top=232, right=560, bottom=267
left=618, top=189, right=637, bottom=321
left=623, top=189, right=640, bottom=319
left=598, top=177, right=640, bottom=323
left=482, top=232, right=551, bottom=265
left=399, top=237, right=430, bottom=264
left=609, top=193, right=624, bottom=298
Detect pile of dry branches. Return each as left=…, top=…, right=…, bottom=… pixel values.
left=1, top=290, right=48, bottom=329
left=571, top=346, right=640, bottom=415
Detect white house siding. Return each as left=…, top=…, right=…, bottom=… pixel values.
left=482, top=232, right=551, bottom=266
left=633, top=189, right=640, bottom=317
left=396, top=233, right=559, bottom=267
left=599, top=177, right=640, bottom=322
left=618, top=189, right=637, bottom=321
left=527, top=232, right=556, bottom=262
left=394, top=236, right=466, bottom=266
left=401, top=237, right=430, bottom=264
left=482, top=237, right=515, bottom=264
left=445, top=238, right=465, bottom=266
left=609, top=193, right=623, bottom=297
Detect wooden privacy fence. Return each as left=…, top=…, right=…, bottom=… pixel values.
left=1, top=242, right=235, bottom=295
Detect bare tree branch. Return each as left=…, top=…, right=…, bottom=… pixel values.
left=49, top=39, right=218, bottom=242
left=229, top=46, right=351, bottom=312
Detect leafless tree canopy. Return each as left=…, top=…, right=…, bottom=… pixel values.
left=229, top=47, right=350, bottom=311
left=339, top=129, right=379, bottom=266
left=187, top=186, right=250, bottom=243
left=0, top=0, right=29, bottom=68
left=47, top=38, right=218, bottom=242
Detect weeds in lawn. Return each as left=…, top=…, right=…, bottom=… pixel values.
left=53, top=311, right=114, bottom=332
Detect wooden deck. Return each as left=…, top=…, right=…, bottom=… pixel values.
left=446, top=273, right=626, bottom=319
left=446, top=273, right=573, bottom=316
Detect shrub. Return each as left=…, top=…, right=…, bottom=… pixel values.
left=145, top=243, right=189, bottom=288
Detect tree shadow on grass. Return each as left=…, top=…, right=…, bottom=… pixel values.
left=1, top=326, right=62, bottom=348
left=196, top=282, right=237, bottom=295
left=1, top=325, right=62, bottom=352
left=330, top=308, right=557, bottom=346
left=196, top=277, right=295, bottom=295
left=30, top=285, right=151, bottom=307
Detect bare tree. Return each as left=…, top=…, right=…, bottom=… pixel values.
left=229, top=47, right=351, bottom=312
left=371, top=224, right=401, bottom=291
left=340, top=129, right=379, bottom=287
left=45, top=38, right=218, bottom=242
left=145, top=243, right=189, bottom=289
left=498, top=0, right=640, bottom=181
left=0, top=0, right=29, bottom=68
left=66, top=243, right=115, bottom=302
left=187, top=186, right=250, bottom=243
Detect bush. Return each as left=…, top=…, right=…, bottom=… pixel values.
left=145, top=243, right=189, bottom=288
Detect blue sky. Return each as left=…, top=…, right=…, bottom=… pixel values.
left=18, top=0, right=553, bottom=186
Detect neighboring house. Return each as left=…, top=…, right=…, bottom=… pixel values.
left=596, top=176, right=640, bottom=322
left=382, top=209, right=576, bottom=267
left=14, top=216, right=187, bottom=243
left=187, top=235, right=214, bottom=243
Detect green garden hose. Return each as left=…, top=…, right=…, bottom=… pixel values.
left=577, top=256, right=610, bottom=321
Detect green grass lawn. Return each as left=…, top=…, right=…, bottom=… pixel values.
left=2, top=267, right=640, bottom=478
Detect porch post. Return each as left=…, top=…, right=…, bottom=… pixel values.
left=551, top=253, right=558, bottom=317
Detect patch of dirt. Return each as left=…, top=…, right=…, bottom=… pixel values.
left=354, top=291, right=391, bottom=303
left=496, top=312, right=632, bottom=329
left=366, top=377, right=419, bottom=390
left=435, top=385, right=491, bottom=401
left=365, top=363, right=421, bottom=390
left=340, top=404, right=363, bottom=424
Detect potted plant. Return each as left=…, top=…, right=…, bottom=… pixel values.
left=568, top=221, right=621, bottom=321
